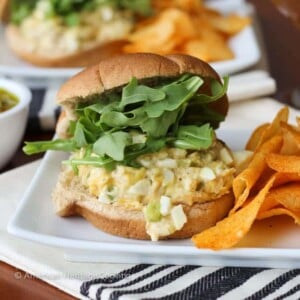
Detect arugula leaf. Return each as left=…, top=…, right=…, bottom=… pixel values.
left=63, top=156, right=116, bottom=171
left=140, top=109, right=180, bottom=138
left=73, top=121, right=88, bottom=147
left=123, top=137, right=167, bottom=166
left=173, top=124, right=214, bottom=150
left=93, top=131, right=132, bottom=161
left=23, top=139, right=76, bottom=155
left=64, top=12, right=80, bottom=26
left=24, top=74, right=228, bottom=169
left=10, top=0, right=152, bottom=26
left=119, top=77, right=165, bottom=110
left=100, top=109, right=147, bottom=127
left=144, top=76, right=203, bottom=118
left=193, top=76, right=229, bottom=103
left=10, top=0, right=36, bottom=24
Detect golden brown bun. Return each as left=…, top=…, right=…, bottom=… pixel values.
left=52, top=168, right=234, bottom=240
left=56, top=53, right=228, bottom=136
left=53, top=53, right=232, bottom=240
left=5, top=25, right=128, bottom=67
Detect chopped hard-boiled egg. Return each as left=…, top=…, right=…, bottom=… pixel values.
left=171, top=205, right=187, bottom=230
left=199, top=167, right=216, bottom=181
left=75, top=141, right=235, bottom=240
left=160, top=196, right=171, bottom=216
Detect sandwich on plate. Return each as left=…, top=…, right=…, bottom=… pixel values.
left=4, top=0, right=151, bottom=67
left=24, top=53, right=236, bottom=241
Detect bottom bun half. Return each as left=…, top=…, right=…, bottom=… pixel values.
left=6, top=25, right=127, bottom=67
left=52, top=169, right=234, bottom=240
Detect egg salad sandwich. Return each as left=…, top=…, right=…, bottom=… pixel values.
left=5, top=0, right=151, bottom=67
left=23, top=53, right=235, bottom=241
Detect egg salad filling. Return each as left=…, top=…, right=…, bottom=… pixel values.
left=10, top=0, right=152, bottom=56
left=71, top=140, right=235, bottom=240
left=24, top=73, right=230, bottom=240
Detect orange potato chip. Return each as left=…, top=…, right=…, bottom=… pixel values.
left=259, top=182, right=300, bottom=213
left=183, top=34, right=234, bottom=62
left=152, top=0, right=204, bottom=13
left=274, top=172, right=300, bottom=187
left=192, top=175, right=276, bottom=250
left=267, top=183, right=300, bottom=211
left=297, top=116, right=300, bottom=127
left=123, top=0, right=250, bottom=62
left=245, top=123, right=269, bottom=151
left=231, top=135, right=283, bottom=214
left=252, top=107, right=289, bottom=151
left=125, top=9, right=196, bottom=54
left=280, top=122, right=300, bottom=155
left=207, top=13, right=251, bottom=35
left=266, top=153, right=300, bottom=173
left=257, top=207, right=300, bottom=225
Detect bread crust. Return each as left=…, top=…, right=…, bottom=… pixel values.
left=5, top=25, right=128, bottom=67
left=52, top=170, right=234, bottom=240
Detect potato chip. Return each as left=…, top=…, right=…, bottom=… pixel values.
left=280, top=122, right=300, bottom=155
left=257, top=208, right=300, bottom=225
left=266, top=153, right=300, bottom=173
left=246, top=123, right=269, bottom=151
left=268, top=183, right=300, bottom=211
left=207, top=13, right=251, bottom=35
left=182, top=31, right=234, bottom=62
left=123, top=0, right=250, bottom=62
left=124, top=9, right=196, bottom=54
left=192, top=107, right=300, bottom=250
left=255, top=107, right=289, bottom=150
left=192, top=175, right=275, bottom=250
left=230, top=135, right=283, bottom=214
left=274, top=172, right=300, bottom=187
left=258, top=182, right=300, bottom=213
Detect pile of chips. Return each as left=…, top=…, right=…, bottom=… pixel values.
left=192, top=107, right=300, bottom=250
left=123, top=0, right=250, bottom=62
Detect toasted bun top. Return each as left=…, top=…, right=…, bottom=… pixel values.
left=57, top=53, right=228, bottom=118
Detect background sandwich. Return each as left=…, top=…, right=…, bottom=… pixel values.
left=5, top=0, right=151, bottom=67
left=24, top=53, right=236, bottom=241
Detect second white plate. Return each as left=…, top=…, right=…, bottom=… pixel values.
left=0, top=2, right=260, bottom=88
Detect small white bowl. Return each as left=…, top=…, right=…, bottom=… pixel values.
left=0, top=78, right=32, bottom=169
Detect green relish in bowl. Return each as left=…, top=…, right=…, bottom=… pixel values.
left=0, top=88, right=19, bottom=113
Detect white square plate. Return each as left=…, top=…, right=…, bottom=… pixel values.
left=0, top=2, right=260, bottom=88
left=7, top=129, right=300, bottom=267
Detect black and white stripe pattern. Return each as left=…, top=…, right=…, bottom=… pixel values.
left=80, top=265, right=300, bottom=300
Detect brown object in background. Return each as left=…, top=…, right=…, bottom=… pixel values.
left=249, top=0, right=300, bottom=106
left=0, top=262, right=75, bottom=300
left=272, top=0, right=300, bottom=28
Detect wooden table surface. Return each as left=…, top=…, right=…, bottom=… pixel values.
left=1, top=0, right=300, bottom=299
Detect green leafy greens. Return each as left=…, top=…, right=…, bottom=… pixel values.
left=23, top=74, right=228, bottom=169
left=10, top=0, right=152, bottom=25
